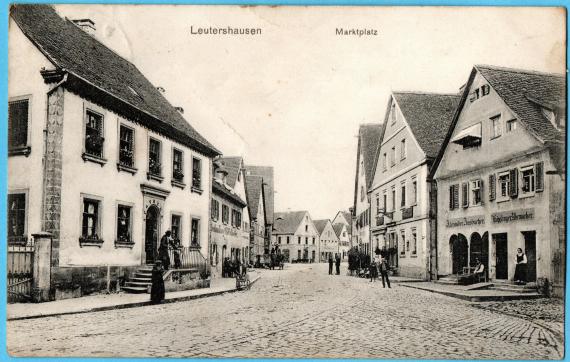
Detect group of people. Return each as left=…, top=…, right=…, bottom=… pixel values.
left=222, top=257, right=246, bottom=278
left=368, top=256, right=391, bottom=288
left=157, top=230, right=182, bottom=271
left=328, top=254, right=341, bottom=275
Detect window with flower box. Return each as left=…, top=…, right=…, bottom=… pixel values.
left=172, top=148, right=185, bottom=187
left=118, top=125, right=135, bottom=173
left=192, top=157, right=202, bottom=192
left=80, top=195, right=103, bottom=247
left=83, top=109, right=106, bottom=164
left=148, top=138, right=162, bottom=181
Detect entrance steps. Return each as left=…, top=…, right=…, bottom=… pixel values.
left=435, top=275, right=460, bottom=285
left=490, top=280, right=537, bottom=294
left=122, top=265, right=154, bottom=294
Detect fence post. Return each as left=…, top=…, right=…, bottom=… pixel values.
left=32, top=232, right=52, bottom=302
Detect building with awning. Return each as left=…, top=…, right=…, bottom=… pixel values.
left=451, top=123, right=482, bottom=148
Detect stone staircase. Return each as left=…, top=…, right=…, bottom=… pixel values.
left=122, top=265, right=154, bottom=294
left=490, top=280, right=537, bottom=294
left=435, top=275, right=460, bottom=285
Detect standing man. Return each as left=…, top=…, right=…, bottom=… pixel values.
left=328, top=254, right=334, bottom=275
left=335, top=253, right=341, bottom=275
left=158, top=230, right=172, bottom=271
left=379, top=256, right=391, bottom=288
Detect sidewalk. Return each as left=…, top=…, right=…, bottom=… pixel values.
left=400, top=281, right=542, bottom=302
left=7, top=272, right=260, bottom=321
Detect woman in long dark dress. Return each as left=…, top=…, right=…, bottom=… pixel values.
left=158, top=231, right=171, bottom=270
left=514, top=248, right=527, bottom=285
left=150, top=260, right=165, bottom=304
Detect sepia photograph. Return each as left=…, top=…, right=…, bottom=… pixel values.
left=4, top=3, right=567, bottom=360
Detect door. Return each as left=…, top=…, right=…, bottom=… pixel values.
left=494, top=233, right=508, bottom=279
left=451, top=234, right=468, bottom=274
left=523, top=231, right=537, bottom=282
left=145, top=205, right=159, bottom=264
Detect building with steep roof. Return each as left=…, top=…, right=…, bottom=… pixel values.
left=272, top=211, right=319, bottom=262
left=209, top=157, right=250, bottom=277
left=353, top=123, right=384, bottom=258
left=431, top=65, right=565, bottom=295
left=7, top=4, right=218, bottom=300
left=245, top=175, right=267, bottom=265
left=369, top=91, right=460, bottom=279
left=245, top=165, right=275, bottom=242
left=314, top=219, right=339, bottom=262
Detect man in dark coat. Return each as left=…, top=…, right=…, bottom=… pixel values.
left=328, top=254, right=334, bottom=275
left=158, top=231, right=171, bottom=270
left=335, top=254, right=341, bottom=275
left=150, top=260, right=165, bottom=304
left=379, top=257, right=391, bottom=288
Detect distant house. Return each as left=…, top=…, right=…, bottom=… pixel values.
left=314, top=219, right=339, bottom=262
left=332, top=211, right=352, bottom=260
left=245, top=175, right=266, bottom=265
left=210, top=157, right=250, bottom=277
left=353, top=124, right=383, bottom=259
left=245, top=165, right=274, bottom=244
left=272, top=211, right=319, bottom=262
left=332, top=223, right=350, bottom=261
left=7, top=4, right=219, bottom=300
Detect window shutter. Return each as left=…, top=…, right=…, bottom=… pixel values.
left=449, top=186, right=454, bottom=210
left=509, top=168, right=518, bottom=198
left=536, top=161, right=544, bottom=192
left=462, top=182, right=469, bottom=208
left=479, top=179, right=485, bottom=205
left=489, top=174, right=496, bottom=201
left=453, top=184, right=459, bottom=209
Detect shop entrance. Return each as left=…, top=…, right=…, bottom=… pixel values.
left=450, top=234, right=468, bottom=274
left=494, top=233, right=508, bottom=279
left=522, top=231, right=537, bottom=282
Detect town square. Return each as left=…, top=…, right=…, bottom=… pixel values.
left=5, top=4, right=566, bottom=360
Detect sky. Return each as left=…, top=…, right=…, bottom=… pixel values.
left=55, top=5, right=565, bottom=220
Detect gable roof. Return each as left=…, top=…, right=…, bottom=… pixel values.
left=245, top=165, right=274, bottom=224
left=313, top=219, right=330, bottom=235
left=10, top=4, right=219, bottom=156
left=333, top=211, right=352, bottom=234
left=219, top=157, right=243, bottom=188
left=332, top=223, right=346, bottom=238
left=476, top=65, right=565, bottom=143
left=430, top=64, right=566, bottom=178
left=393, top=92, right=460, bottom=159
left=353, top=123, right=384, bottom=212
left=244, top=175, right=264, bottom=220
left=273, top=211, right=307, bottom=234
left=212, top=179, right=246, bottom=208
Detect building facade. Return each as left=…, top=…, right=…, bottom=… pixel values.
left=314, top=219, right=339, bottom=262
left=245, top=165, right=275, bottom=252
left=332, top=211, right=352, bottom=260
left=8, top=5, right=218, bottom=300
left=273, top=211, right=320, bottom=262
left=369, top=92, right=459, bottom=279
left=432, top=65, right=565, bottom=295
left=353, top=124, right=383, bottom=259
left=245, top=175, right=266, bottom=265
left=209, top=157, right=250, bottom=277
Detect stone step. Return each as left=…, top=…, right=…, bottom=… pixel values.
left=121, top=286, right=148, bottom=294
left=492, top=286, right=536, bottom=293
left=131, top=277, right=152, bottom=283
left=135, top=272, right=152, bottom=278
left=125, top=280, right=151, bottom=287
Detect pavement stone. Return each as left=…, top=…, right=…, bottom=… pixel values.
left=6, top=263, right=564, bottom=359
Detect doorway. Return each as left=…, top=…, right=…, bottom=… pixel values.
left=450, top=234, right=468, bottom=274
left=494, top=233, right=508, bottom=279
left=145, top=205, right=159, bottom=264
left=522, top=231, right=537, bottom=282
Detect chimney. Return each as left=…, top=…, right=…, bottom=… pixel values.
left=175, top=107, right=184, bottom=114
left=72, top=19, right=96, bottom=35
left=156, top=86, right=166, bottom=93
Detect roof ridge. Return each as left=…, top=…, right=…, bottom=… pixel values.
left=475, top=64, right=565, bottom=78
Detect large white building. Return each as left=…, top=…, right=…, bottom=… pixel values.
left=8, top=4, right=219, bottom=299
left=272, top=211, right=320, bottom=263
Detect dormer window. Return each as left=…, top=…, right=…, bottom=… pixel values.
left=543, top=107, right=565, bottom=130
left=452, top=122, right=482, bottom=149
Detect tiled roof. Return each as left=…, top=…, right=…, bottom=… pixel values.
left=332, top=223, right=345, bottom=239
left=333, top=211, right=352, bottom=234
left=10, top=4, right=219, bottom=156
left=245, top=175, right=264, bottom=220
left=212, top=179, right=246, bottom=208
left=219, top=157, right=243, bottom=188
left=359, top=124, right=383, bottom=189
left=313, top=219, right=330, bottom=235
left=476, top=65, right=565, bottom=143
left=245, top=165, right=274, bottom=224
left=273, top=211, right=307, bottom=235
left=393, top=92, right=460, bottom=159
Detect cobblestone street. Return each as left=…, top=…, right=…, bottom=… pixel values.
left=7, top=263, right=563, bottom=359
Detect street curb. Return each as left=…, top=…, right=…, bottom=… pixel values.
left=400, top=283, right=543, bottom=302
left=7, top=275, right=262, bottom=322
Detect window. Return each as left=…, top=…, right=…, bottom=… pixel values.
left=390, top=146, right=396, bottom=167
left=191, top=218, right=200, bottom=246
left=449, top=184, right=459, bottom=210
left=119, top=125, right=134, bottom=168
left=222, top=205, right=229, bottom=224
left=298, top=236, right=301, bottom=244
left=481, top=84, right=490, bottom=96
left=85, top=109, right=104, bottom=158
left=81, top=197, right=102, bottom=243
left=401, top=184, right=406, bottom=208
left=211, top=199, right=219, bottom=221
left=287, top=236, right=290, bottom=244
left=411, top=229, right=417, bottom=255
left=148, top=138, right=162, bottom=177
left=521, top=166, right=535, bottom=194
left=192, top=157, right=202, bottom=190
left=400, top=230, right=406, bottom=255
left=412, top=179, right=417, bottom=205
left=305, top=237, right=308, bottom=245
left=305, top=225, right=308, bottom=232
left=498, top=172, right=510, bottom=199
left=491, top=115, right=502, bottom=139
left=382, top=153, right=387, bottom=171
left=506, top=119, right=517, bottom=132
left=8, top=98, right=30, bottom=155
left=8, top=193, right=27, bottom=244
left=400, top=139, right=406, bottom=160
left=383, top=193, right=387, bottom=212
left=471, top=179, right=482, bottom=206
left=279, top=236, right=282, bottom=244
left=376, top=194, right=380, bottom=214
left=172, top=148, right=184, bottom=182
left=391, top=188, right=396, bottom=211
left=171, top=214, right=181, bottom=241
left=312, top=237, right=315, bottom=245
left=116, top=204, right=133, bottom=244
left=236, top=210, right=242, bottom=229
left=462, top=183, right=469, bottom=208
